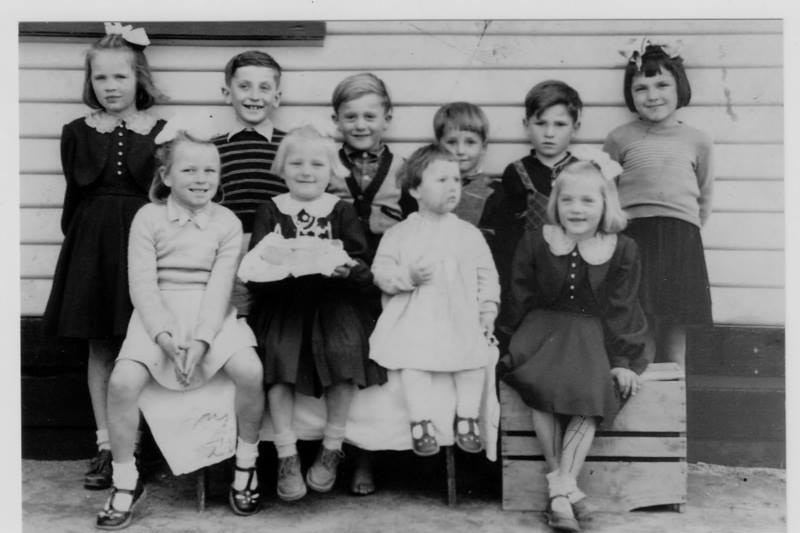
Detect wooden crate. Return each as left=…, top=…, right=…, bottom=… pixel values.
left=501, top=362, right=687, bottom=512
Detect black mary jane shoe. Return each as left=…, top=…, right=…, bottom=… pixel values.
left=409, top=420, right=440, bottom=457
left=228, top=465, right=261, bottom=516
left=454, top=416, right=484, bottom=454
left=95, top=481, right=145, bottom=531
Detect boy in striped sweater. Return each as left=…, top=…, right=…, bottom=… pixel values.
left=212, top=50, right=287, bottom=316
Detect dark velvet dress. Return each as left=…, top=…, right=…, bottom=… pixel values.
left=42, top=112, right=166, bottom=339
left=247, top=196, right=386, bottom=397
left=499, top=226, right=648, bottom=426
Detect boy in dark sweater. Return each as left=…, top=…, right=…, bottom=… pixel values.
left=491, top=80, right=583, bottom=342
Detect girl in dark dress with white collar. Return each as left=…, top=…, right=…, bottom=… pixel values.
left=499, top=156, right=649, bottom=532
left=41, top=23, right=166, bottom=492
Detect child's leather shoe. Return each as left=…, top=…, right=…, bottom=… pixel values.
left=454, top=416, right=483, bottom=453
left=409, top=420, right=440, bottom=456
left=276, top=455, right=307, bottom=501
left=306, top=447, right=345, bottom=492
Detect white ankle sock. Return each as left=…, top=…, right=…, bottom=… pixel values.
left=232, top=437, right=259, bottom=491
left=96, top=429, right=110, bottom=452
left=110, top=460, right=138, bottom=511
left=322, top=424, right=346, bottom=452
left=273, top=431, right=298, bottom=459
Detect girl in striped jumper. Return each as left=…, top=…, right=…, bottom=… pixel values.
left=604, top=41, right=714, bottom=369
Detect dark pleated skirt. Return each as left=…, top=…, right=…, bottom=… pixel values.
left=624, top=216, right=712, bottom=325
left=42, top=194, right=148, bottom=340
left=249, top=277, right=386, bottom=397
left=501, top=310, right=621, bottom=426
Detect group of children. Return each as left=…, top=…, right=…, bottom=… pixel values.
left=41, top=23, right=713, bottom=532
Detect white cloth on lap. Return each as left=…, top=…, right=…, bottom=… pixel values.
left=139, top=373, right=237, bottom=475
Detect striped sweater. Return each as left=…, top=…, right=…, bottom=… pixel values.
left=603, top=119, right=714, bottom=228
left=212, top=128, right=288, bottom=233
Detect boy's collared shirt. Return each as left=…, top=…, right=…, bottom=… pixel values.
left=212, top=117, right=287, bottom=234
left=226, top=118, right=275, bottom=142
left=343, top=143, right=387, bottom=190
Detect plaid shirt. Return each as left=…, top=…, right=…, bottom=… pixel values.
left=343, top=144, right=387, bottom=190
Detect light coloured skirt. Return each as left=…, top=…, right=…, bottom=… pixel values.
left=118, top=288, right=256, bottom=391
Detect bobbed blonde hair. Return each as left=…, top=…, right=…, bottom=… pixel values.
left=546, top=160, right=628, bottom=234
left=270, top=125, right=349, bottom=181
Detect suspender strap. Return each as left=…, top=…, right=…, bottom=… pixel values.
left=513, top=159, right=549, bottom=231
left=339, top=147, right=395, bottom=223
left=513, top=159, right=535, bottom=193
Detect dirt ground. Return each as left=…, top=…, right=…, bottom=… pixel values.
left=21, top=455, right=786, bottom=533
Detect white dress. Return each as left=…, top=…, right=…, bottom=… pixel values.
left=369, top=212, right=500, bottom=371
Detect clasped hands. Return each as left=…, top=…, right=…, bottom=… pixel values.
left=156, top=332, right=209, bottom=387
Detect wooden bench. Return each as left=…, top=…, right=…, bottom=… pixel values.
left=500, top=362, right=686, bottom=512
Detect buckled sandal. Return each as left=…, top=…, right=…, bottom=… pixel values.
left=454, top=416, right=484, bottom=454
left=85, top=449, right=113, bottom=490
left=228, top=465, right=261, bottom=516
left=409, top=420, right=440, bottom=457
left=545, top=495, right=581, bottom=532
left=95, top=481, right=145, bottom=530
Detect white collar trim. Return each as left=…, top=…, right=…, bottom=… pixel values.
left=273, top=192, right=339, bottom=218
left=542, top=224, right=616, bottom=265
left=226, top=119, right=275, bottom=142
left=84, top=110, right=159, bottom=135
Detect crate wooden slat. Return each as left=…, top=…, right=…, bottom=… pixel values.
left=502, top=435, right=687, bottom=458
left=502, top=460, right=688, bottom=512
left=500, top=362, right=687, bottom=512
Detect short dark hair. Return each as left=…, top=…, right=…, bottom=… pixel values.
left=224, top=50, right=282, bottom=86
left=623, top=45, right=692, bottom=112
left=433, top=101, right=490, bottom=142
left=524, top=80, right=583, bottom=122
left=331, top=72, right=392, bottom=113
left=82, top=34, right=165, bottom=111
left=396, top=143, right=458, bottom=190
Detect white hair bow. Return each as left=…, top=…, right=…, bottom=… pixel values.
left=154, top=114, right=220, bottom=145
left=569, top=145, right=623, bottom=181
left=104, top=22, right=150, bottom=47
left=618, top=37, right=683, bottom=70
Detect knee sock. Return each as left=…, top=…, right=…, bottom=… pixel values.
left=110, top=460, right=139, bottom=511
left=322, top=424, right=346, bottom=452
left=96, top=429, right=110, bottom=452
left=273, top=430, right=298, bottom=459
left=232, top=437, right=259, bottom=491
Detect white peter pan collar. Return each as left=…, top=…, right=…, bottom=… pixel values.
left=85, top=110, right=159, bottom=135
left=273, top=192, right=339, bottom=218
left=542, top=224, right=616, bottom=265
